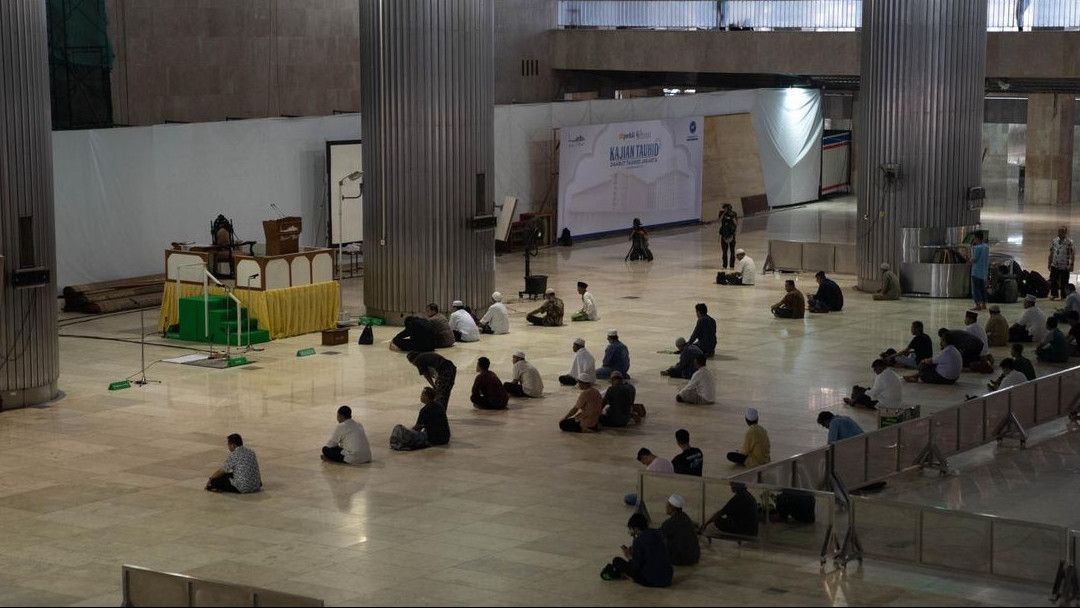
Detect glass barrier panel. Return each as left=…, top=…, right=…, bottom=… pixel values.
left=865, top=425, right=899, bottom=481
left=991, top=520, right=1067, bottom=584
left=957, top=398, right=986, bottom=452
left=985, top=391, right=1010, bottom=438
left=126, top=569, right=190, bottom=607
left=920, top=509, right=992, bottom=574
left=832, top=436, right=866, bottom=488
left=640, top=472, right=705, bottom=525
left=193, top=581, right=252, bottom=607
left=1060, top=370, right=1080, bottom=415
left=1009, top=383, right=1037, bottom=427
left=897, top=418, right=930, bottom=470
left=929, top=407, right=961, bottom=457
left=851, top=496, right=919, bottom=563
left=794, top=449, right=829, bottom=490
left=703, top=477, right=737, bottom=531
left=755, top=462, right=792, bottom=488
left=761, top=488, right=835, bottom=552
left=1035, top=375, right=1061, bottom=423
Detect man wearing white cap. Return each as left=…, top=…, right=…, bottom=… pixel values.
left=479, top=291, right=510, bottom=335
left=449, top=300, right=480, bottom=343
left=676, top=355, right=715, bottom=404
left=716, top=249, right=755, bottom=286
left=504, top=352, right=543, bottom=398
left=596, top=329, right=630, bottom=380
left=526, top=288, right=564, bottom=327
left=559, top=338, right=595, bottom=386
left=660, top=494, right=700, bottom=566
left=1009, top=295, right=1047, bottom=342
left=726, top=408, right=770, bottom=467
left=558, top=375, right=602, bottom=433
left=873, top=263, right=901, bottom=301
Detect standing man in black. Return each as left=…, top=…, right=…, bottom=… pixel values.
left=407, top=351, right=457, bottom=408
left=719, top=203, right=739, bottom=269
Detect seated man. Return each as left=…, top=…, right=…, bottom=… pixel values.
left=558, top=376, right=602, bottom=433
left=426, top=303, right=456, bottom=348
left=662, top=337, right=704, bottom=379
left=716, top=248, right=756, bottom=285
left=816, top=411, right=864, bottom=444
left=906, top=331, right=962, bottom=385
left=726, top=408, right=770, bottom=467
left=637, top=447, right=674, bottom=473
left=504, top=351, right=544, bottom=398
left=206, top=433, right=262, bottom=494
left=526, top=288, right=564, bottom=327
left=672, top=429, right=704, bottom=476
left=571, top=281, right=599, bottom=322
left=1037, top=317, right=1071, bottom=363
left=873, top=263, right=902, bottom=301
left=599, top=372, right=635, bottom=428
left=604, top=513, right=673, bottom=588
left=1058, top=283, right=1080, bottom=319
left=1010, top=343, right=1037, bottom=381
left=808, top=271, right=844, bottom=313
left=844, top=359, right=902, bottom=410
left=660, top=495, right=700, bottom=566
left=407, top=351, right=457, bottom=407
left=321, top=405, right=372, bottom=465
left=470, top=357, right=509, bottom=410
left=988, top=357, right=1028, bottom=391
left=702, top=483, right=759, bottom=538
left=1010, top=295, right=1048, bottom=343
left=390, top=387, right=451, bottom=450
left=449, top=300, right=480, bottom=343
left=596, top=329, right=630, bottom=379
left=964, top=310, right=992, bottom=364
left=479, top=291, right=510, bottom=335
left=881, top=321, right=934, bottom=369
left=558, top=337, right=595, bottom=386
left=687, top=303, right=717, bottom=357
left=985, top=305, right=1009, bottom=347
left=390, top=316, right=437, bottom=353
left=676, top=355, right=715, bottom=405
left=771, top=279, right=806, bottom=319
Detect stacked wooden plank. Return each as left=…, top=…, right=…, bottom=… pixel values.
left=62, top=274, right=166, bottom=314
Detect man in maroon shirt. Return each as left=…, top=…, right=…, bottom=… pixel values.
left=470, top=357, right=509, bottom=410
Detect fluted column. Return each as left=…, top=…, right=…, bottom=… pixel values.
left=0, top=0, right=60, bottom=408
left=359, top=0, right=496, bottom=322
left=856, top=0, right=986, bottom=289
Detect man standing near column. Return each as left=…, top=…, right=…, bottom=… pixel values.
left=970, top=231, right=990, bottom=311
left=1048, top=226, right=1075, bottom=301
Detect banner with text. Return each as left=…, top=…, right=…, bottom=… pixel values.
left=558, top=117, right=703, bottom=237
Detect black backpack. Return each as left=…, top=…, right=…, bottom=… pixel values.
left=558, top=228, right=573, bottom=247
left=357, top=323, right=374, bottom=345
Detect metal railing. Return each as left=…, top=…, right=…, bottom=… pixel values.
left=557, top=0, right=1080, bottom=31
left=121, top=564, right=323, bottom=607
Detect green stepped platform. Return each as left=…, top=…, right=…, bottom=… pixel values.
left=166, top=295, right=271, bottom=346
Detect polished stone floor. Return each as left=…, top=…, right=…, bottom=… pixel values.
left=0, top=196, right=1067, bottom=605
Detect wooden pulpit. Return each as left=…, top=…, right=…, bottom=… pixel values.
left=263, top=217, right=302, bottom=256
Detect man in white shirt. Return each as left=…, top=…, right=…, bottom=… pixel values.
left=637, top=448, right=675, bottom=474
left=1010, top=295, right=1048, bottom=343
left=1060, top=284, right=1080, bottom=317
left=844, top=359, right=901, bottom=410
left=907, top=332, right=962, bottom=385
left=964, top=310, right=990, bottom=357
left=717, top=249, right=756, bottom=286
left=558, top=337, right=596, bottom=386
left=988, top=358, right=1028, bottom=392
left=571, top=281, right=599, bottom=322
left=479, top=291, right=510, bottom=335
left=675, top=355, right=715, bottom=404
left=449, top=300, right=480, bottom=342
left=504, top=351, right=544, bottom=398
left=321, top=405, right=372, bottom=465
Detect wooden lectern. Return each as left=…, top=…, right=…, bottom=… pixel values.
left=263, top=217, right=302, bottom=256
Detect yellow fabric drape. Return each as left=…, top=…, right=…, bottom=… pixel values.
left=159, top=281, right=341, bottom=340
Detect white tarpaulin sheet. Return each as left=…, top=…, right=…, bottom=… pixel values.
left=558, top=117, right=704, bottom=236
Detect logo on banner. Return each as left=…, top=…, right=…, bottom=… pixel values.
left=568, top=134, right=587, bottom=148
left=686, top=119, right=700, bottom=142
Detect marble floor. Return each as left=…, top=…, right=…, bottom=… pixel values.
left=1, top=196, right=1070, bottom=605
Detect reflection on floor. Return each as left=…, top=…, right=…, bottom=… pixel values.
left=1, top=196, right=1069, bottom=605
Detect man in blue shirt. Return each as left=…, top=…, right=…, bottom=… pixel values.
left=970, top=231, right=990, bottom=311
left=817, top=411, right=864, bottom=444
left=596, top=329, right=631, bottom=379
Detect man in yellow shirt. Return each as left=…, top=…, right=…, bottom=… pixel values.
left=726, top=408, right=770, bottom=467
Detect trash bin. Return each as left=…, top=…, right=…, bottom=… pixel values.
left=524, top=274, right=548, bottom=296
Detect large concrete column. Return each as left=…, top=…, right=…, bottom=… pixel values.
left=359, top=0, right=495, bottom=322
left=0, top=0, right=60, bottom=408
left=856, top=0, right=987, bottom=290
left=1025, top=93, right=1074, bottom=206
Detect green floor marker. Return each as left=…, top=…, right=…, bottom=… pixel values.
left=108, top=380, right=131, bottom=391
left=296, top=347, right=316, bottom=357
left=226, top=356, right=249, bottom=367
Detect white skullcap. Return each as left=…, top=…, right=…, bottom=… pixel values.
left=746, top=408, right=759, bottom=422
left=573, top=337, right=585, bottom=346
left=513, top=351, right=526, bottom=359
left=545, top=288, right=556, bottom=295
left=668, top=494, right=685, bottom=509
left=491, top=291, right=503, bottom=302
left=735, top=248, right=746, bottom=255
left=452, top=300, right=464, bottom=308
left=880, top=263, right=891, bottom=271
left=607, top=329, right=618, bottom=337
